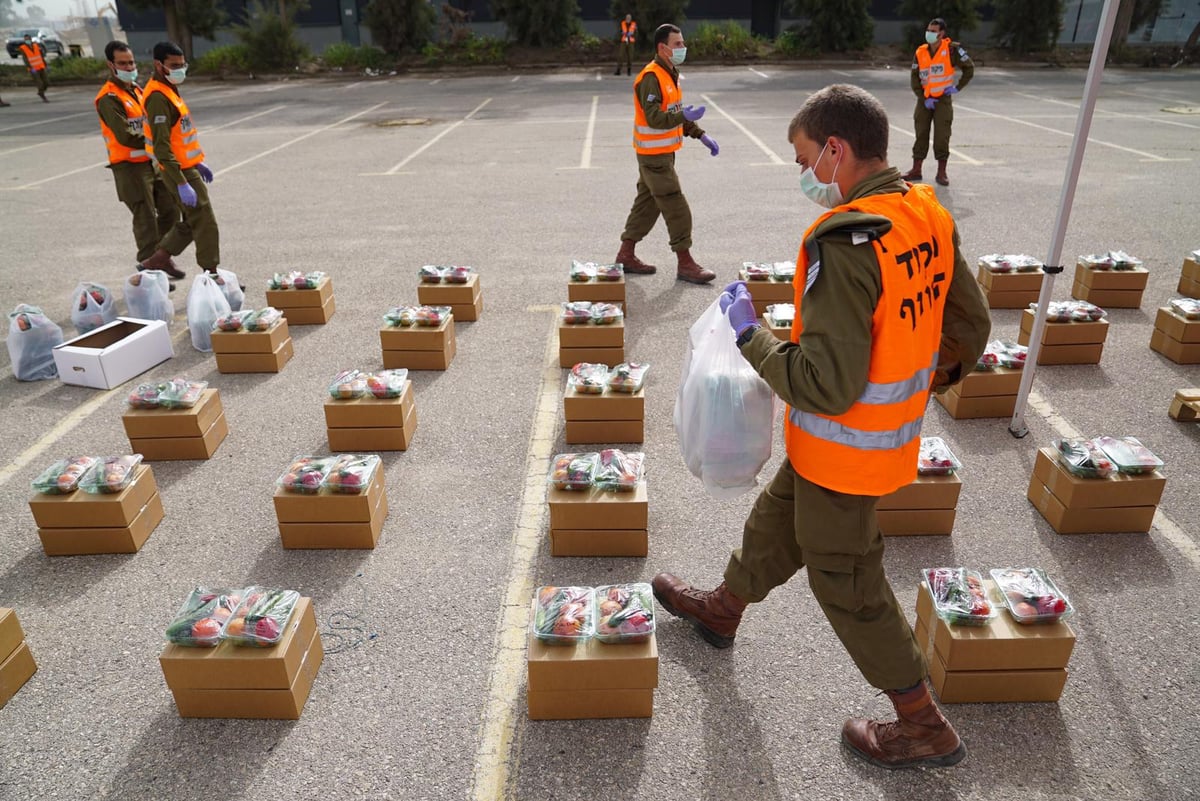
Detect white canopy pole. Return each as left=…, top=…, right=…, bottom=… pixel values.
left=1009, top=0, right=1123, bottom=438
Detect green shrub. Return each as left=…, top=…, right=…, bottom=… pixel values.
left=896, top=0, right=980, bottom=50
left=991, top=0, right=1064, bottom=54
left=773, top=27, right=817, bottom=58
left=785, top=0, right=873, bottom=53
left=421, top=34, right=508, bottom=66
left=191, top=44, right=252, bottom=75
left=687, top=21, right=761, bottom=59
left=365, top=0, right=435, bottom=55
left=46, top=56, right=107, bottom=80
left=233, top=1, right=310, bottom=72
left=491, top=0, right=582, bottom=47
left=322, top=42, right=392, bottom=70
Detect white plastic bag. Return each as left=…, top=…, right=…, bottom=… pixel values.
left=186, top=272, right=231, bottom=352
left=7, top=304, right=63, bottom=381
left=70, top=282, right=117, bottom=334
left=674, top=298, right=775, bottom=499
left=215, top=268, right=244, bottom=312
left=123, top=270, right=173, bottom=323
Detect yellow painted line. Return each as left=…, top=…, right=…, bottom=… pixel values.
left=468, top=305, right=561, bottom=801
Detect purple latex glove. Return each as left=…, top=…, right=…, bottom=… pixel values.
left=924, top=97, right=938, bottom=111
left=943, top=86, right=958, bottom=95
left=196, top=162, right=214, bottom=183
left=681, top=104, right=706, bottom=122
left=700, top=134, right=719, bottom=157
left=722, top=280, right=748, bottom=296
left=719, top=284, right=756, bottom=336
left=177, top=182, right=197, bottom=207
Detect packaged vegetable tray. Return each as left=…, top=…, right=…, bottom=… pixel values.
left=594, top=583, right=655, bottom=644
left=608, top=362, right=648, bottom=393
left=569, top=260, right=597, bottom=282
left=918, top=437, right=961, bottom=475
left=990, top=568, right=1074, bottom=624
left=595, top=449, right=644, bottom=492
left=365, top=369, right=409, bottom=398
left=548, top=452, right=599, bottom=491
left=1168, top=298, right=1200, bottom=320
left=244, top=307, right=282, bottom=332
left=590, top=303, right=623, bottom=325
left=741, top=262, right=771, bottom=281
left=212, top=310, right=253, bottom=332
left=924, top=567, right=995, bottom=626
left=416, top=305, right=451, bottom=326
left=328, top=369, right=368, bottom=400
left=444, top=266, right=474, bottom=284
left=418, top=265, right=445, bottom=284
left=157, top=378, right=208, bottom=409
left=568, top=363, right=609, bottom=395
left=276, top=455, right=337, bottom=494
left=383, top=306, right=417, bottom=327
left=561, top=301, right=593, bottom=325
left=532, top=585, right=594, bottom=645
left=1053, top=438, right=1114, bottom=479
left=32, top=456, right=98, bottom=495
left=765, top=303, right=795, bottom=327
left=79, top=455, right=143, bottom=494
left=977, top=339, right=1027, bottom=370
left=595, top=263, right=623, bottom=282
left=979, top=254, right=1042, bottom=273
left=771, top=261, right=797, bottom=282
left=1080, top=250, right=1142, bottom=270
left=1038, top=300, right=1106, bottom=323
left=1094, top=436, right=1163, bottom=475
left=165, top=587, right=245, bottom=647
left=322, top=454, right=381, bottom=494
left=222, top=587, right=301, bottom=646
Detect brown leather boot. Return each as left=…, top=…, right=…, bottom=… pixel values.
left=675, top=249, right=716, bottom=285
left=651, top=573, right=747, bottom=648
left=615, top=239, right=657, bottom=275
left=841, top=682, right=967, bottom=769
left=901, top=159, right=923, bottom=181
left=935, top=159, right=949, bottom=186
left=140, top=248, right=185, bottom=279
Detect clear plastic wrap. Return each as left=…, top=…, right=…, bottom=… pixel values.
left=383, top=306, right=417, bottom=327
left=416, top=305, right=451, bottom=326
left=990, top=568, right=1074, bottom=624
left=31, top=456, right=99, bottom=495
left=7, top=304, right=63, bottom=381
left=548, top=452, right=599, bottom=491
left=590, top=303, right=623, bottom=325
left=418, top=265, right=445, bottom=284
left=560, top=301, right=593, bottom=324
left=128, top=378, right=208, bottom=409
left=244, top=307, right=282, bottom=331
left=444, top=265, right=474, bottom=284
left=79, top=455, right=143, bottom=494
left=1094, top=436, right=1163, bottom=475
left=594, top=583, right=655, bottom=644
left=595, top=263, right=623, bottom=282
left=569, top=260, right=597, bottom=282
left=532, top=586, right=594, bottom=645
left=70, top=282, right=117, bottom=334
left=978, top=254, right=1043, bottom=273
left=328, top=369, right=368, bottom=399
left=608, top=362, right=649, bottom=393
left=322, top=454, right=381, bottom=494
left=771, top=261, right=797, bottom=282
left=924, top=567, right=996, bottom=626
left=594, top=449, right=644, bottom=492
left=918, top=437, right=961, bottom=475
left=765, top=303, right=795, bottom=327
left=1168, top=298, right=1200, bottom=320
left=124, top=270, right=173, bottom=323
left=222, top=587, right=300, bottom=647
left=1079, top=250, right=1142, bottom=270
left=267, top=270, right=326, bottom=290
left=276, top=456, right=337, bottom=494
left=1053, top=438, right=1115, bottom=479
left=1037, top=300, right=1107, bottom=323
left=212, top=310, right=253, bottom=332
left=365, top=369, right=408, bottom=398
left=977, top=339, right=1027, bottom=370
left=165, top=587, right=244, bottom=647
left=568, top=363, right=610, bottom=395
left=741, top=261, right=771, bottom=281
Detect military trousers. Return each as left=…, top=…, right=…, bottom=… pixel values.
left=110, top=161, right=178, bottom=262
left=912, top=95, right=954, bottom=161
left=617, top=42, right=633, bottom=73
left=31, top=68, right=48, bottom=94
left=159, top=167, right=220, bottom=271
left=621, top=152, right=693, bottom=252
left=723, top=459, right=926, bottom=691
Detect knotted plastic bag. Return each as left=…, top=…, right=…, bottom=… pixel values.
left=7, top=304, right=63, bottom=381
left=673, top=298, right=774, bottom=499
left=215, top=268, right=244, bottom=312
left=124, top=270, right=173, bottom=323
left=186, top=272, right=231, bottom=352
left=70, top=282, right=117, bottom=334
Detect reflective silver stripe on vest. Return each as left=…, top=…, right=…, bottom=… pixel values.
left=857, top=352, right=938, bottom=406
left=632, top=134, right=682, bottom=149
left=185, top=147, right=203, bottom=161
left=128, top=149, right=147, bottom=159
left=789, top=408, right=925, bottom=452
left=634, top=124, right=679, bottom=135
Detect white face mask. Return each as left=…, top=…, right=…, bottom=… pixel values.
left=798, top=143, right=844, bottom=210
left=115, top=67, right=137, bottom=82
left=925, top=31, right=940, bottom=46
left=167, top=66, right=187, bottom=85
left=671, top=47, right=687, bottom=66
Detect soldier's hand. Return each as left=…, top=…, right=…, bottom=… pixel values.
left=196, top=162, right=214, bottom=183
left=178, top=183, right=198, bottom=208
left=700, top=134, right=719, bottom=157
left=681, top=104, right=706, bottom=122
left=924, top=97, right=938, bottom=110
left=943, top=86, right=958, bottom=95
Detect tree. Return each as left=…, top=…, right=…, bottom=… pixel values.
left=1108, top=0, right=1166, bottom=60
left=365, top=0, right=435, bottom=55
left=786, top=0, right=873, bottom=53
left=234, top=0, right=308, bottom=71
left=896, top=0, right=979, bottom=49
left=491, top=0, right=581, bottom=47
left=991, top=0, right=1065, bottom=54
left=608, top=0, right=687, bottom=50
left=120, top=0, right=226, bottom=61
left=0, top=0, right=24, bottom=27
left=25, top=2, right=45, bottom=20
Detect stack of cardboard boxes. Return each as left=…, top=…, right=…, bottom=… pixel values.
left=916, top=581, right=1075, bottom=703
left=0, top=609, right=36, bottom=709
left=562, top=382, right=644, bottom=445
left=159, top=597, right=323, bottom=719
left=762, top=303, right=793, bottom=342
left=559, top=312, right=625, bottom=368
left=121, top=388, right=228, bottom=460
left=1169, top=388, right=1200, bottom=422
left=211, top=318, right=294, bottom=374
left=273, top=460, right=389, bottom=549
left=547, top=476, right=648, bottom=557
left=1072, top=258, right=1148, bottom=308
left=266, top=275, right=336, bottom=325
left=878, top=474, right=961, bottom=536
left=1017, top=308, right=1108, bottom=365
left=1150, top=304, right=1200, bottom=365
left=1026, top=446, right=1166, bottom=534
left=976, top=256, right=1045, bottom=309
left=29, top=463, right=163, bottom=556
left=380, top=315, right=457, bottom=370
left=419, top=274, right=483, bottom=322
left=325, top=380, right=418, bottom=451
left=568, top=271, right=626, bottom=316
left=739, top=263, right=795, bottom=317
left=1179, top=252, right=1200, bottom=298
left=936, top=363, right=1023, bottom=419
left=526, top=622, right=658, bottom=720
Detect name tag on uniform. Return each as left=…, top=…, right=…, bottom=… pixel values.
left=153, top=115, right=167, bottom=124
left=852, top=232, right=870, bottom=246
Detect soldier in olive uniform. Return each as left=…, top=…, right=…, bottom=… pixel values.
left=903, top=18, right=973, bottom=186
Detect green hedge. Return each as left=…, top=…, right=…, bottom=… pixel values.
left=687, top=21, right=763, bottom=59
left=322, top=43, right=393, bottom=70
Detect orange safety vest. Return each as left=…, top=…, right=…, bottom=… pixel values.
left=621, top=20, right=637, bottom=43
left=94, top=81, right=149, bottom=165
left=632, top=61, right=682, bottom=155
left=915, top=38, right=956, bottom=98
left=784, top=184, right=956, bottom=497
left=19, top=42, right=45, bottom=72
left=142, top=77, right=205, bottom=171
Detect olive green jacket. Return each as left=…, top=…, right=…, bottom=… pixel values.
left=739, top=168, right=992, bottom=417
left=636, top=55, right=705, bottom=140
left=910, top=40, right=974, bottom=98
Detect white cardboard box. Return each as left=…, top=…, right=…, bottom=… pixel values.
left=53, top=318, right=173, bottom=390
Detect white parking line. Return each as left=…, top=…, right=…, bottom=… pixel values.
left=831, top=69, right=853, bottom=77
left=954, top=101, right=1185, bottom=162
left=700, top=93, right=785, bottom=165
left=888, top=123, right=989, bottom=166
left=748, top=67, right=769, bottom=78
left=0, top=109, right=93, bottom=133
left=1014, top=90, right=1200, bottom=132
left=217, top=102, right=386, bottom=177
left=430, top=78, right=441, bottom=85
left=1112, top=87, right=1199, bottom=105
left=367, top=97, right=492, bottom=176
left=511, top=76, right=520, bottom=83
left=0, top=140, right=53, bottom=158
left=578, top=95, right=598, bottom=169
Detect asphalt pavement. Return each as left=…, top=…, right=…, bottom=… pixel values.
left=0, top=64, right=1198, bottom=801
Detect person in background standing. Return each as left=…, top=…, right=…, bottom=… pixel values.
left=902, top=17, right=973, bottom=187
left=614, top=14, right=637, bottom=76
left=18, top=34, right=50, bottom=103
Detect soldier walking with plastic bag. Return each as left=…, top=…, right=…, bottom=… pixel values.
left=653, top=85, right=991, bottom=769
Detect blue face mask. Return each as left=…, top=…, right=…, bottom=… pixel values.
left=798, top=143, right=844, bottom=210
left=167, top=66, right=187, bottom=85
left=925, top=31, right=940, bottom=46
left=116, top=67, right=138, bottom=83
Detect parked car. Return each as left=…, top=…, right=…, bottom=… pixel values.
left=6, top=28, right=65, bottom=60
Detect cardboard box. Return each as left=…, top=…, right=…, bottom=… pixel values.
left=122, top=388, right=224, bottom=439
left=1179, top=275, right=1200, bottom=299
left=877, top=473, right=962, bottom=511
left=382, top=340, right=456, bottom=370
left=279, top=490, right=388, bottom=549
left=527, top=687, right=653, bottom=720
left=215, top=336, right=294, bottom=373
left=1015, top=339, right=1104, bottom=365
left=1182, top=256, right=1200, bottom=283
left=324, top=382, right=414, bottom=429
left=935, top=386, right=1016, bottom=419
left=1150, top=328, right=1200, bottom=364
left=559, top=346, right=625, bottom=368
left=327, top=416, right=417, bottom=452
left=1169, top=388, right=1200, bottom=421
left=927, top=646, right=1068, bottom=703
left=1027, top=480, right=1156, bottom=534
left=0, top=609, right=25, bottom=664
left=52, top=318, right=173, bottom=390
left=738, top=273, right=794, bottom=302
left=563, top=419, right=644, bottom=444
left=955, top=367, right=1023, bottom=398
left=210, top=319, right=291, bottom=354
left=129, top=411, right=228, bottom=461
left=273, top=467, right=386, bottom=524
left=1019, top=310, right=1109, bottom=346
left=878, top=509, right=955, bottom=536
left=280, top=295, right=335, bottom=325
left=1072, top=281, right=1143, bottom=309
left=568, top=278, right=626, bottom=304
left=527, top=629, right=658, bottom=692
left=171, top=631, right=323, bottom=719
left=563, top=386, right=644, bottom=421
left=915, top=582, right=1076, bottom=671
left=976, top=265, right=1046, bottom=292
left=265, top=276, right=333, bottom=309
left=1154, top=307, right=1200, bottom=344
left=418, top=275, right=481, bottom=306
left=984, top=289, right=1040, bottom=309
left=160, top=598, right=317, bottom=690
left=448, top=294, right=483, bottom=322
left=547, top=483, right=648, bottom=530
left=1074, top=262, right=1149, bottom=291
left=38, top=491, right=163, bottom=556
left=29, top=465, right=158, bottom=529
left=763, top=316, right=791, bottom=341
left=379, top=318, right=455, bottom=352
left=559, top=320, right=624, bottom=349
left=0, top=642, right=37, bottom=710
left=549, top=528, right=648, bottom=556
left=1030, top=447, right=1165, bottom=509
